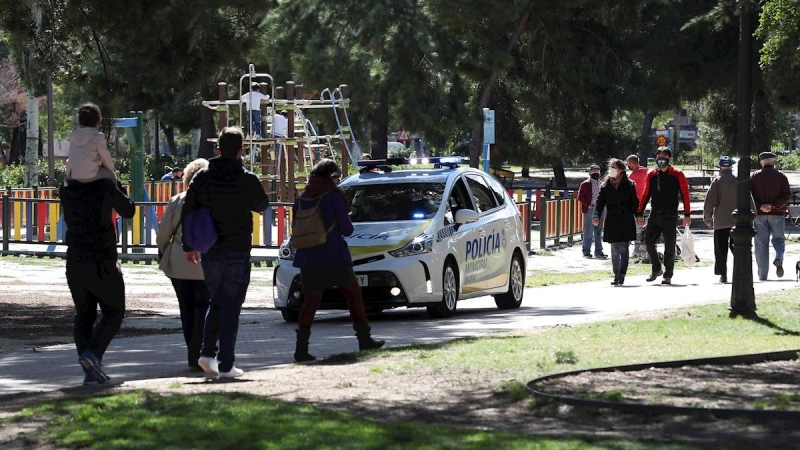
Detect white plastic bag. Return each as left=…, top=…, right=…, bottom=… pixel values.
left=680, top=226, right=696, bottom=266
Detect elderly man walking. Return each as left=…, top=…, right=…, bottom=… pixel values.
left=703, top=156, right=755, bottom=283
left=750, top=151, right=791, bottom=281
left=578, top=164, right=607, bottom=259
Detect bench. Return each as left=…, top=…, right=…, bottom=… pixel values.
left=490, top=167, right=515, bottom=187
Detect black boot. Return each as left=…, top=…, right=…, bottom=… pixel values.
left=294, top=329, right=316, bottom=362
left=353, top=321, right=385, bottom=351
left=618, top=273, right=625, bottom=285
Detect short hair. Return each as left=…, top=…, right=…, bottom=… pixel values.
left=217, top=127, right=244, bottom=158
left=279, top=110, right=288, bottom=117
left=251, top=83, right=261, bottom=91
left=183, top=158, right=209, bottom=188
left=656, top=146, right=672, bottom=158
left=77, top=102, right=102, bottom=127
left=171, top=167, right=183, bottom=174
left=310, top=158, right=340, bottom=178
left=361, top=153, right=372, bottom=160
left=626, top=155, right=639, bottom=163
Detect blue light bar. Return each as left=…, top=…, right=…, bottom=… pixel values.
left=356, top=156, right=467, bottom=169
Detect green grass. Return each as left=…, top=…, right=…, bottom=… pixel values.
left=526, top=259, right=709, bottom=287
left=8, top=391, right=675, bottom=450
left=382, top=289, right=800, bottom=382
left=9, top=290, right=800, bottom=449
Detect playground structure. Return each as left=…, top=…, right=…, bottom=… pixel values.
left=201, top=65, right=362, bottom=203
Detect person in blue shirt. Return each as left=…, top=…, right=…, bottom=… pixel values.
left=161, top=167, right=183, bottom=181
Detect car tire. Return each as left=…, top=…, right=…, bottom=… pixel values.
left=281, top=308, right=299, bottom=323
left=427, top=260, right=458, bottom=318
left=494, top=253, right=524, bottom=309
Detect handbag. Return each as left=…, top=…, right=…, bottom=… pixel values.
left=183, top=207, right=218, bottom=253
left=680, top=226, right=696, bottom=266
left=158, top=240, right=174, bottom=274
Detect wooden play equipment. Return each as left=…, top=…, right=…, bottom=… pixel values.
left=202, top=65, right=361, bottom=203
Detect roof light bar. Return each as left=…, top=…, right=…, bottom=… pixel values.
left=357, top=156, right=466, bottom=168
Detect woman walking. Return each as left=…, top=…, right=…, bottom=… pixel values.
left=292, top=159, right=385, bottom=362
left=593, top=158, right=639, bottom=286
left=156, top=158, right=214, bottom=371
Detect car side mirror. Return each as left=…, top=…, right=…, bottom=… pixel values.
left=454, top=209, right=479, bottom=225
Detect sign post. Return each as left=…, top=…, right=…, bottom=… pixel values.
left=482, top=108, right=495, bottom=173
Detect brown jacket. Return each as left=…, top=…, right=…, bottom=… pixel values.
left=750, top=166, right=791, bottom=216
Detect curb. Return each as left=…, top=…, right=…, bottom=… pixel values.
left=526, top=349, right=800, bottom=420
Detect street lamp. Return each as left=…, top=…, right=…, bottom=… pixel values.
left=730, top=2, right=756, bottom=318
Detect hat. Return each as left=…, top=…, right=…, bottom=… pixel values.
left=759, top=151, right=777, bottom=161
left=718, top=156, right=733, bottom=168
left=656, top=146, right=672, bottom=158
left=589, top=164, right=600, bottom=172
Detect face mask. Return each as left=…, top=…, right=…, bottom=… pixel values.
left=656, top=158, right=669, bottom=168
left=608, top=168, right=619, bottom=178
left=590, top=173, right=600, bottom=180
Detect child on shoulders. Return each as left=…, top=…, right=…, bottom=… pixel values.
left=66, top=102, right=117, bottom=183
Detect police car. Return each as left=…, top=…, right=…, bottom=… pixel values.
left=273, top=156, right=527, bottom=321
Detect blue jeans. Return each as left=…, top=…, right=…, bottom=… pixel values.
left=582, top=207, right=605, bottom=256
left=610, top=242, right=630, bottom=277
left=200, top=251, right=251, bottom=373
left=247, top=110, right=262, bottom=136
left=753, top=215, right=785, bottom=280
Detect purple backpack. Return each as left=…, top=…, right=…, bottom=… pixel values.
left=183, top=207, right=218, bottom=253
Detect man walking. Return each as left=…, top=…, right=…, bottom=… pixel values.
left=750, top=151, right=791, bottom=280
left=626, top=155, right=648, bottom=257
left=60, top=176, right=135, bottom=384
left=182, top=126, right=269, bottom=379
left=703, top=156, right=750, bottom=283
left=636, top=147, right=692, bottom=285
left=578, top=164, right=607, bottom=259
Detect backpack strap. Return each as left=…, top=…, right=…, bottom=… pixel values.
left=301, top=191, right=337, bottom=235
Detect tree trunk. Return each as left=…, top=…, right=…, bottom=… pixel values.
left=160, top=124, right=177, bottom=155
left=371, top=86, right=389, bottom=160
left=752, top=88, right=769, bottom=156
left=552, top=160, right=567, bottom=188
left=24, top=92, right=39, bottom=187
left=191, top=128, right=201, bottom=159
left=469, top=4, right=533, bottom=168
left=639, top=110, right=656, bottom=168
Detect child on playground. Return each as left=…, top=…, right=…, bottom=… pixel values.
left=240, top=83, right=270, bottom=137
left=66, top=102, right=117, bottom=183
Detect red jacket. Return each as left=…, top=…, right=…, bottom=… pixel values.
left=628, top=167, right=648, bottom=203
left=577, top=178, right=597, bottom=214
left=636, top=166, right=691, bottom=217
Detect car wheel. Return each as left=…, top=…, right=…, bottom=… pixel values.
left=281, top=308, right=299, bottom=323
left=494, top=253, right=524, bottom=309
left=427, top=261, right=458, bottom=318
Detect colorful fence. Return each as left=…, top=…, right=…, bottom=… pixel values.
left=538, top=196, right=584, bottom=249
left=0, top=193, right=537, bottom=257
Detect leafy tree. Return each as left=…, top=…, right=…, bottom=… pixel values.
left=757, top=0, right=800, bottom=108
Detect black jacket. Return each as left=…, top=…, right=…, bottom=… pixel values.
left=181, top=157, right=269, bottom=253
left=60, top=179, right=135, bottom=262
left=594, top=177, right=639, bottom=243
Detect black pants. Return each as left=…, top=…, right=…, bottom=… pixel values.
left=645, top=212, right=678, bottom=278
left=170, top=278, right=212, bottom=367
left=713, top=228, right=734, bottom=276
left=66, top=258, right=125, bottom=360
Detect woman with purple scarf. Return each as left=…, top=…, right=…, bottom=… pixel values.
left=291, top=159, right=385, bottom=362
left=593, top=158, right=639, bottom=286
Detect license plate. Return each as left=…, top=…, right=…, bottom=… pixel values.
left=356, top=275, right=368, bottom=287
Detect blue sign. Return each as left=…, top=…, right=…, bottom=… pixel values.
left=483, top=109, right=495, bottom=144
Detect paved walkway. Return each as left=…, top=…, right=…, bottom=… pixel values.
left=0, top=234, right=797, bottom=395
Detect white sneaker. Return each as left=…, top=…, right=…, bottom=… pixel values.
left=197, top=356, right=219, bottom=377
left=218, top=366, right=244, bottom=379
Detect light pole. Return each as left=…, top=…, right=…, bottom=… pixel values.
left=730, top=2, right=756, bottom=318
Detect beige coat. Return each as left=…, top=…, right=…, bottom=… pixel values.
left=157, top=192, right=204, bottom=280
left=66, top=127, right=115, bottom=180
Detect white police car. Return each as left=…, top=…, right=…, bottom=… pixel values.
left=273, top=156, right=527, bottom=321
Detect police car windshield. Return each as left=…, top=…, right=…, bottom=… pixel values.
left=343, top=183, right=444, bottom=222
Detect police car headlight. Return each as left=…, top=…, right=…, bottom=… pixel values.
left=389, top=234, right=433, bottom=257
left=278, top=241, right=296, bottom=260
